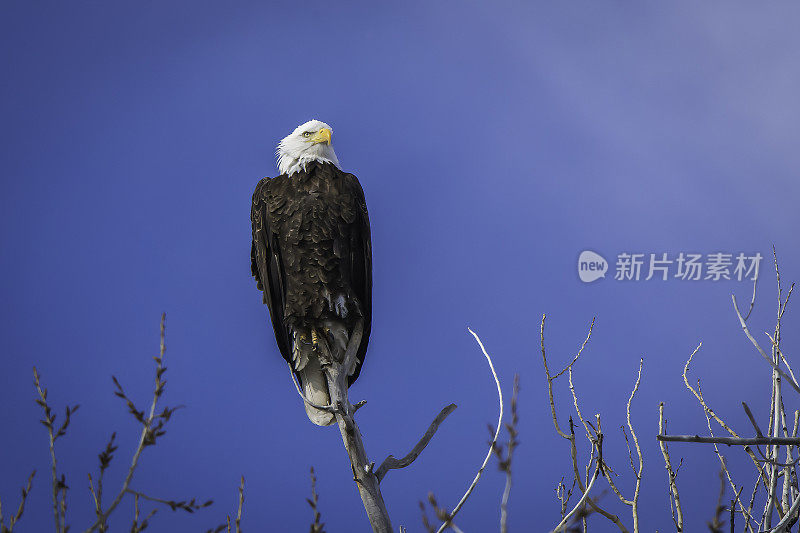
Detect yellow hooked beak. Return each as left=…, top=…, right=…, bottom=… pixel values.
left=309, top=128, right=332, bottom=145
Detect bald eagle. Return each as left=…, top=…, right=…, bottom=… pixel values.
left=250, top=120, right=372, bottom=426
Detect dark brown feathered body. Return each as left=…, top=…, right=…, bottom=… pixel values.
left=251, top=161, right=372, bottom=424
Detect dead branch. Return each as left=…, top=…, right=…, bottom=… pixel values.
left=771, top=491, right=800, bottom=532
left=626, top=359, right=643, bottom=530
left=732, top=295, right=800, bottom=395
left=540, top=315, right=630, bottom=532
left=432, top=328, right=503, bottom=533
left=321, top=319, right=393, bottom=533
left=659, top=404, right=683, bottom=532
left=743, top=402, right=765, bottom=438
left=700, top=399, right=756, bottom=533
left=682, top=343, right=770, bottom=486
left=375, top=404, right=458, bottom=483
left=556, top=477, right=576, bottom=519
left=705, top=399, right=757, bottom=532
left=663, top=252, right=799, bottom=530
left=657, top=435, right=800, bottom=446
left=552, top=438, right=603, bottom=533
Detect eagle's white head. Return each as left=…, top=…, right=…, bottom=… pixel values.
left=276, top=119, right=341, bottom=176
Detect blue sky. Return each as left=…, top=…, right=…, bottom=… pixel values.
left=2, top=2, right=800, bottom=531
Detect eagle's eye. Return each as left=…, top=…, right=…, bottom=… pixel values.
left=302, top=131, right=312, bottom=138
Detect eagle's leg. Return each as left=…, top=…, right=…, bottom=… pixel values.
left=312, top=328, right=333, bottom=367
left=321, top=320, right=350, bottom=364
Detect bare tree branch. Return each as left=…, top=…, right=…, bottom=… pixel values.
left=658, top=403, right=683, bottom=532
left=375, top=404, right=457, bottom=483
left=743, top=402, right=765, bottom=438
left=307, top=469, right=324, bottom=533
left=552, top=446, right=601, bottom=533
left=33, top=366, right=72, bottom=533
left=682, top=343, right=770, bottom=486
left=84, top=314, right=170, bottom=533
left=498, top=374, right=519, bottom=533
left=732, top=295, right=800, bottom=395
left=322, top=319, right=393, bottom=533
left=658, top=435, right=800, bottom=446
left=703, top=396, right=756, bottom=533
left=625, top=359, right=643, bottom=530
left=0, top=470, right=35, bottom=533
left=770, top=491, right=800, bottom=532
left=431, top=328, right=503, bottom=533
left=224, top=476, right=245, bottom=533
left=540, top=314, right=628, bottom=532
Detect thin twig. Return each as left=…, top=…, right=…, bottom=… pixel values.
left=541, top=315, right=594, bottom=439
left=124, top=489, right=212, bottom=513
left=89, top=432, right=118, bottom=532
left=765, top=333, right=799, bottom=390
left=732, top=295, right=800, bottom=394
left=498, top=375, right=519, bottom=533
left=129, top=492, right=157, bottom=533
left=703, top=394, right=755, bottom=533
left=308, top=469, right=324, bottom=533
left=0, top=470, right=35, bottom=533
left=540, top=315, right=628, bottom=532
left=552, top=317, right=595, bottom=380
left=682, top=342, right=769, bottom=486
left=556, top=477, right=576, bottom=519
left=742, top=271, right=759, bottom=322
left=707, top=466, right=727, bottom=532
left=33, top=366, right=77, bottom=533
left=747, top=470, right=763, bottom=532
left=552, top=455, right=601, bottom=533
left=84, top=313, right=171, bottom=533
left=434, top=328, right=503, bottom=533
left=626, top=359, right=643, bottom=530
left=743, top=402, right=765, bottom=438
left=658, top=403, right=683, bottom=532
left=235, top=476, right=244, bottom=533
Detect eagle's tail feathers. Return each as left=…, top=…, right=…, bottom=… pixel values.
left=297, top=359, right=335, bottom=426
